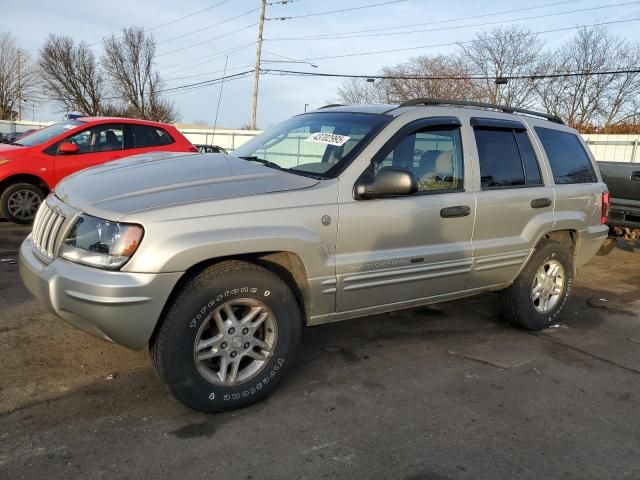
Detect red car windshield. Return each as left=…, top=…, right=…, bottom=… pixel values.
left=14, top=120, right=86, bottom=147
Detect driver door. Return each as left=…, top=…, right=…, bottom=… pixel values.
left=54, top=123, right=126, bottom=182
left=335, top=118, right=476, bottom=313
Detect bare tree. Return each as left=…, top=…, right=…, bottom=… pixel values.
left=336, top=55, right=475, bottom=105
left=336, top=77, right=390, bottom=105
left=102, top=27, right=177, bottom=123
left=381, top=55, right=476, bottom=101
left=0, top=32, right=35, bottom=120
left=459, top=26, right=545, bottom=108
left=535, top=26, right=640, bottom=127
left=38, top=34, right=107, bottom=116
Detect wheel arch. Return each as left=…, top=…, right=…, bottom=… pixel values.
left=149, top=251, right=312, bottom=349
left=536, top=229, right=579, bottom=274
left=0, top=173, right=50, bottom=195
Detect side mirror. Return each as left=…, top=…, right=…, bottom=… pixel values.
left=355, top=167, right=418, bottom=200
left=59, top=142, right=80, bottom=154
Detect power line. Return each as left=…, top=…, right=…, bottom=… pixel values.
left=261, top=67, right=640, bottom=81
left=266, top=1, right=640, bottom=41
left=157, top=23, right=257, bottom=57
left=88, top=0, right=236, bottom=47
left=160, top=42, right=255, bottom=73
left=157, top=7, right=261, bottom=44
left=162, top=70, right=256, bottom=94
left=266, top=0, right=582, bottom=40
left=147, top=0, right=235, bottom=31
left=266, top=0, right=409, bottom=20
left=165, top=64, right=255, bottom=82
left=297, top=17, right=640, bottom=61
left=163, top=72, right=254, bottom=98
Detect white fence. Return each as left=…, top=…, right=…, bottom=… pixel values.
left=177, top=128, right=260, bottom=150
left=2, top=119, right=640, bottom=162
left=582, top=134, right=640, bottom=163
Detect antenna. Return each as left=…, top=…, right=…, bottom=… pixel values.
left=212, top=56, right=229, bottom=146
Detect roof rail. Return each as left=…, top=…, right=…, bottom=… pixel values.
left=398, top=98, right=564, bottom=124
left=318, top=103, right=344, bottom=109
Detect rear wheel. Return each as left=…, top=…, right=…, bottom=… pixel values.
left=499, top=240, right=573, bottom=330
left=0, top=183, right=44, bottom=224
left=151, top=260, right=301, bottom=412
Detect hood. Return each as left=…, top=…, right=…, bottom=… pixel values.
left=55, top=152, right=319, bottom=218
left=0, top=143, right=28, bottom=155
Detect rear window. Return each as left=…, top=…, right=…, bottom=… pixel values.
left=535, top=127, right=597, bottom=184
left=474, top=128, right=543, bottom=189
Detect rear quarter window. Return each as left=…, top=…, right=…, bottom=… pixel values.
left=535, top=127, right=597, bottom=184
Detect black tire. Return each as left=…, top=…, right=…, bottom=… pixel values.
left=151, top=260, right=301, bottom=412
left=0, top=183, right=44, bottom=224
left=498, top=240, right=574, bottom=331
left=596, top=237, right=616, bottom=256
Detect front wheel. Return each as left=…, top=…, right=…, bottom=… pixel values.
left=151, top=260, right=301, bottom=412
left=0, top=183, right=44, bottom=224
left=499, top=240, right=574, bottom=331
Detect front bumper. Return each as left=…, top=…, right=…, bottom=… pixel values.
left=19, top=236, right=182, bottom=350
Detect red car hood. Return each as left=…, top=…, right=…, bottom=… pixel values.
left=0, top=143, right=28, bottom=155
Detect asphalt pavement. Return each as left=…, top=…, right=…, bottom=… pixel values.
left=1, top=220, right=639, bottom=480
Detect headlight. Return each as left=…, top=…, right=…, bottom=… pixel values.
left=0, top=159, right=11, bottom=166
left=59, top=214, right=144, bottom=269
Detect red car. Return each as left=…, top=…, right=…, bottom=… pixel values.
left=0, top=117, right=197, bottom=223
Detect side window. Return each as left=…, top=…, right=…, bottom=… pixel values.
left=534, top=127, right=597, bottom=184
left=375, top=127, right=464, bottom=193
left=515, top=130, right=542, bottom=185
left=474, top=128, right=542, bottom=189
left=131, top=125, right=174, bottom=148
left=64, top=124, right=124, bottom=154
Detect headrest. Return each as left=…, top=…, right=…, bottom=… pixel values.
left=419, top=150, right=441, bottom=169
left=434, top=151, right=454, bottom=174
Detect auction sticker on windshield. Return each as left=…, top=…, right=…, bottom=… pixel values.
left=305, top=132, right=351, bottom=147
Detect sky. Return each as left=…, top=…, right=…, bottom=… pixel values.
left=4, top=0, right=640, bottom=128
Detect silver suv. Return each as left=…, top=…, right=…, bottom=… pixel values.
left=20, top=99, right=609, bottom=412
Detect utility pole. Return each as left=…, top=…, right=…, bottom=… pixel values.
left=250, top=0, right=267, bottom=130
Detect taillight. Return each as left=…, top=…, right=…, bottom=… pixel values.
left=601, top=191, right=610, bottom=225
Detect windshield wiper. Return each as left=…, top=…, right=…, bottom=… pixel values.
left=10, top=142, right=23, bottom=146
left=237, top=156, right=284, bottom=171
left=236, top=155, right=325, bottom=180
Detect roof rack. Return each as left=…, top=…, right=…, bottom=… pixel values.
left=398, top=98, right=564, bottom=125
left=318, top=103, right=345, bottom=109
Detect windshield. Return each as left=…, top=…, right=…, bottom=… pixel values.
left=16, top=120, right=86, bottom=147
left=232, top=112, right=390, bottom=178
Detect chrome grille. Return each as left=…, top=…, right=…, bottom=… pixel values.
left=31, top=201, right=66, bottom=261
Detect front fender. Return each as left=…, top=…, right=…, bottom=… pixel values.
left=126, top=225, right=331, bottom=277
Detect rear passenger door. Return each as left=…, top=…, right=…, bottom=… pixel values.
left=468, top=117, right=555, bottom=289
left=126, top=124, right=175, bottom=152
left=534, top=126, right=601, bottom=232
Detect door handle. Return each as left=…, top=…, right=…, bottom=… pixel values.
left=440, top=205, right=471, bottom=218
left=632, top=171, right=640, bottom=181
left=531, top=197, right=552, bottom=209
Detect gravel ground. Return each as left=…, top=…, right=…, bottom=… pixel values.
left=1, top=220, right=639, bottom=480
